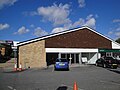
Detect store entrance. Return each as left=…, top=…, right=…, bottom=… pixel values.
left=61, top=53, right=79, bottom=64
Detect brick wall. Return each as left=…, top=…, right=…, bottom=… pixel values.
left=19, top=40, right=46, bottom=68
left=45, top=28, right=112, bottom=49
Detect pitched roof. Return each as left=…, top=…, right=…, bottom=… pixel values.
left=17, top=26, right=120, bottom=47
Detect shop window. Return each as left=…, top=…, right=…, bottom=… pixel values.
left=106, top=52, right=113, bottom=57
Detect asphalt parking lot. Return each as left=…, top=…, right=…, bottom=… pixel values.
left=0, top=65, right=120, bottom=90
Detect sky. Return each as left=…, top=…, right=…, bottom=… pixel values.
left=0, top=0, right=120, bottom=42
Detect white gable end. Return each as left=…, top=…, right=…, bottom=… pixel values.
left=112, top=42, right=120, bottom=49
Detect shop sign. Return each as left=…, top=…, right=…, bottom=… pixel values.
left=99, top=49, right=120, bottom=52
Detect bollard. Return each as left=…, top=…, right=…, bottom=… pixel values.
left=19, top=63, right=22, bottom=71
left=14, top=63, right=17, bottom=71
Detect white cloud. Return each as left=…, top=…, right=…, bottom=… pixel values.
left=51, top=27, right=67, bottom=33
left=108, top=26, right=120, bottom=39
left=115, top=32, right=120, bottom=37
left=78, top=0, right=86, bottom=8
left=84, top=17, right=96, bottom=28
left=73, top=18, right=85, bottom=27
left=73, top=14, right=96, bottom=28
left=52, top=14, right=96, bottom=33
left=37, top=3, right=71, bottom=26
left=34, top=27, right=48, bottom=37
left=86, top=14, right=93, bottom=20
left=14, top=26, right=29, bottom=35
left=116, top=27, right=120, bottom=31
left=113, top=19, right=120, bottom=23
left=0, top=0, right=17, bottom=9
left=0, top=23, right=10, bottom=30
left=108, top=31, right=113, bottom=35
left=108, top=19, right=120, bottom=39
left=30, top=24, right=35, bottom=28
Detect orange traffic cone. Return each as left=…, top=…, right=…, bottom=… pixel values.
left=73, top=82, right=78, bottom=90
left=14, top=63, right=17, bottom=71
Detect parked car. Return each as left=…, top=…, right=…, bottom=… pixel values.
left=96, top=57, right=118, bottom=69
left=117, top=59, right=120, bottom=65
left=54, top=58, right=69, bottom=71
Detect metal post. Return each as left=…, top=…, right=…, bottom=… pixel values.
left=58, top=53, right=61, bottom=58
left=13, top=49, right=17, bottom=63
left=79, top=53, right=82, bottom=64
left=74, top=54, right=76, bottom=63
left=69, top=54, right=72, bottom=65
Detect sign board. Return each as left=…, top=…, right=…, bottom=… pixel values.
left=99, top=49, right=120, bottom=52
left=82, top=57, right=87, bottom=63
left=0, top=40, right=13, bottom=45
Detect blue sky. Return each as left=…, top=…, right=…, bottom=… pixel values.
left=0, top=0, right=120, bottom=42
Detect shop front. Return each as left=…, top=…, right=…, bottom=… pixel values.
left=46, top=48, right=99, bottom=65
left=99, top=49, right=120, bottom=59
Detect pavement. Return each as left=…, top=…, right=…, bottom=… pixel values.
left=0, top=64, right=88, bottom=72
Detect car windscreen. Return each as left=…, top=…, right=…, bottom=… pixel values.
left=56, top=59, right=68, bottom=62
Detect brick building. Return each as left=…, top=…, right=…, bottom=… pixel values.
left=17, top=27, right=120, bottom=68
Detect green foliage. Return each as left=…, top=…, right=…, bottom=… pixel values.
left=115, top=38, right=120, bottom=44
left=0, top=44, right=13, bottom=62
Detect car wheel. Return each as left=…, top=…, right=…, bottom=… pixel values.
left=103, top=64, right=106, bottom=68
left=67, top=68, right=69, bottom=71
left=54, top=67, right=57, bottom=71
left=113, top=67, right=117, bottom=69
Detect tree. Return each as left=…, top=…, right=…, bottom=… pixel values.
left=115, top=38, right=120, bottom=44
left=0, top=44, right=13, bottom=63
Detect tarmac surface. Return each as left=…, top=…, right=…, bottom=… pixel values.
left=0, top=65, right=120, bottom=90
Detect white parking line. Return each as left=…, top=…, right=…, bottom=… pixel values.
left=7, top=86, right=16, bottom=90
left=100, top=80, right=120, bottom=86
left=52, top=67, right=54, bottom=72
left=8, top=86, right=13, bottom=89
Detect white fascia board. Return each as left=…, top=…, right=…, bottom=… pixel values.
left=46, top=48, right=98, bottom=53
left=112, top=42, right=120, bottom=49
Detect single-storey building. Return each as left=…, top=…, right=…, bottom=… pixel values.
left=17, top=26, right=120, bottom=68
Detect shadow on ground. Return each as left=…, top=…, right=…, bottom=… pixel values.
left=2, top=69, right=27, bottom=73
left=109, top=69, right=120, bottom=74
left=107, top=68, right=120, bottom=74
left=56, top=86, right=68, bottom=90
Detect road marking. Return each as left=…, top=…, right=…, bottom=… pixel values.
left=52, top=67, right=54, bottom=72
left=61, top=84, right=84, bottom=90
left=8, top=86, right=13, bottom=89
left=100, top=80, right=120, bottom=86
left=8, top=86, right=16, bottom=90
